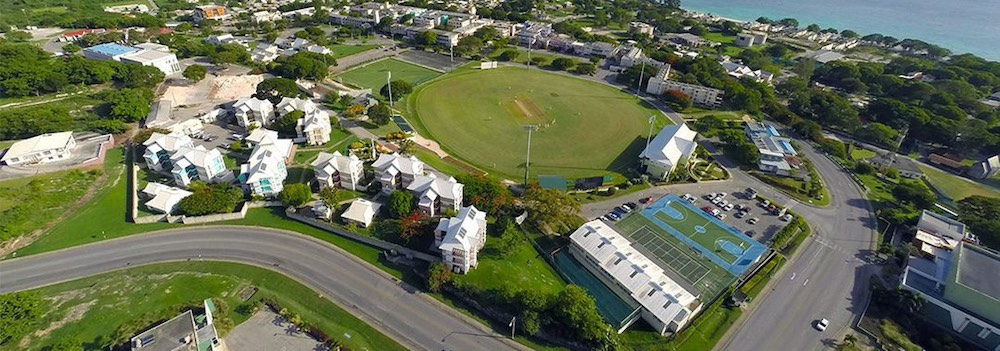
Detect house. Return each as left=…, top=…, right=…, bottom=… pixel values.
left=250, top=44, right=281, bottom=63
left=734, top=32, right=767, bottom=47
left=83, top=43, right=181, bottom=75
left=912, top=210, right=976, bottom=257
left=233, top=97, right=276, bottom=128
left=645, top=65, right=672, bottom=95
left=83, top=43, right=142, bottom=61
left=663, top=33, right=710, bottom=48
left=407, top=174, right=464, bottom=216
left=1, top=132, right=77, bottom=166
left=142, top=132, right=194, bottom=172
left=130, top=299, right=220, bottom=351
left=276, top=97, right=333, bottom=146
left=628, top=22, right=655, bottom=38
left=720, top=60, right=773, bottom=84
left=311, top=151, right=364, bottom=191
left=745, top=122, right=799, bottom=177
left=928, top=154, right=967, bottom=173
left=193, top=5, right=230, bottom=22
left=639, top=123, right=698, bottom=180
left=240, top=131, right=292, bottom=197
left=342, top=199, right=382, bottom=228
left=801, top=50, right=845, bottom=64
left=900, top=239, right=1000, bottom=351
left=744, top=121, right=780, bottom=139
left=245, top=128, right=279, bottom=148
left=568, top=220, right=700, bottom=334
left=169, top=146, right=229, bottom=187
left=141, top=182, right=192, bottom=215
left=967, top=155, right=1000, bottom=179
left=434, top=206, right=487, bottom=274
left=373, top=153, right=425, bottom=193
left=869, top=153, right=924, bottom=179
left=653, top=81, right=723, bottom=106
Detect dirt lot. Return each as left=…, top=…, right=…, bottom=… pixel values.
left=225, top=309, right=324, bottom=351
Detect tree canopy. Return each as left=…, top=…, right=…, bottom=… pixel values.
left=255, top=78, right=302, bottom=104
left=523, top=187, right=582, bottom=233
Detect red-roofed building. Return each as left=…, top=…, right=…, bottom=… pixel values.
left=62, top=29, right=107, bottom=41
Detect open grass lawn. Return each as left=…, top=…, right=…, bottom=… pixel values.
left=327, top=44, right=380, bottom=58
left=334, top=58, right=441, bottom=94
left=702, top=32, right=737, bottom=45
left=918, top=164, right=1000, bottom=201
left=682, top=107, right=747, bottom=120
left=0, top=165, right=102, bottom=243
left=409, top=67, right=668, bottom=180
left=751, top=171, right=831, bottom=206
left=457, top=234, right=564, bottom=294
left=14, top=262, right=404, bottom=351
left=850, top=147, right=877, bottom=160
left=856, top=174, right=896, bottom=204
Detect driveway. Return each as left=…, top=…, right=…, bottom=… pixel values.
left=226, top=309, right=323, bottom=351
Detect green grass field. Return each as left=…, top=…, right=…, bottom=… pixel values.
left=409, top=68, right=668, bottom=180
left=919, top=164, right=1000, bottom=201
left=850, top=147, right=877, bottom=160
left=334, top=58, right=441, bottom=94
left=457, top=231, right=565, bottom=294
left=327, top=44, right=379, bottom=58
left=12, top=262, right=405, bottom=351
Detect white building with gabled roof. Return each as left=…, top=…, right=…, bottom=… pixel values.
left=169, top=145, right=229, bottom=187
left=569, top=220, right=701, bottom=335
left=142, top=132, right=194, bottom=172
left=1, top=132, right=77, bottom=166
left=407, top=174, right=464, bottom=216
left=639, top=123, right=698, bottom=180
left=311, top=151, right=363, bottom=191
left=342, top=198, right=381, bottom=228
left=373, top=153, right=425, bottom=193
left=141, top=182, right=192, bottom=215
left=276, top=97, right=332, bottom=146
left=233, top=97, right=275, bottom=128
left=435, top=206, right=487, bottom=274
left=240, top=131, right=292, bottom=197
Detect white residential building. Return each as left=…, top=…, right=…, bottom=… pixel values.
left=628, top=22, right=655, bottom=38
left=407, top=174, right=464, bottom=216
left=569, top=220, right=700, bottom=334
left=639, top=123, right=698, bottom=180
left=645, top=65, right=672, bottom=95
left=120, top=49, right=182, bottom=75
left=1, top=132, right=77, bottom=166
left=141, top=182, right=192, bottom=215
left=250, top=44, right=281, bottom=63
left=245, top=128, right=279, bottom=148
left=142, top=132, right=194, bottom=172
left=276, top=97, right=332, bottom=146
left=311, top=151, right=364, bottom=191
left=240, top=130, right=292, bottom=197
left=83, top=43, right=180, bottom=75
left=734, top=32, right=767, bottom=48
left=655, top=80, right=723, bottom=107
left=373, top=153, right=425, bottom=193
left=342, top=199, right=382, bottom=228
left=233, top=97, right=276, bottom=128
left=720, top=60, right=773, bottom=84
left=435, top=206, right=487, bottom=274
left=170, top=146, right=229, bottom=187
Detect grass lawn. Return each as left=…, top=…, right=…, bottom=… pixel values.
left=751, top=171, right=831, bottom=206
left=652, top=298, right=741, bottom=351
left=327, top=44, right=380, bottom=58
left=457, top=234, right=564, bottom=294
left=0, top=139, right=17, bottom=150
left=408, top=67, right=668, bottom=181
left=0, top=164, right=102, bottom=242
left=682, top=107, right=747, bottom=120
left=856, top=174, right=895, bottom=204
left=918, top=164, right=1000, bottom=201
left=334, top=58, right=441, bottom=94
left=15, top=262, right=404, bottom=351
left=850, top=148, right=877, bottom=160
left=358, top=119, right=403, bottom=136
left=409, top=146, right=471, bottom=176
left=703, top=32, right=737, bottom=45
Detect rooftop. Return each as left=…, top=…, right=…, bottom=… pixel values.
left=1, top=132, right=75, bottom=162
left=955, top=244, right=1000, bottom=299
left=86, top=43, right=141, bottom=57
left=131, top=310, right=197, bottom=351
left=917, top=210, right=966, bottom=240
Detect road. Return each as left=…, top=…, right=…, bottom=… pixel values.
left=0, top=227, right=524, bottom=351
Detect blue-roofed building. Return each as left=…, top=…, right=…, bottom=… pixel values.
left=745, top=121, right=780, bottom=139
left=83, top=43, right=142, bottom=61
left=745, top=121, right=801, bottom=177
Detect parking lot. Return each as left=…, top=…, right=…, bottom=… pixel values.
left=225, top=309, right=324, bottom=351
left=583, top=183, right=792, bottom=244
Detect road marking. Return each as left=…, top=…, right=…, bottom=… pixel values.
left=803, top=279, right=809, bottom=286
left=790, top=273, right=796, bottom=280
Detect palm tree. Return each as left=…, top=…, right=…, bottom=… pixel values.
left=843, top=334, right=858, bottom=346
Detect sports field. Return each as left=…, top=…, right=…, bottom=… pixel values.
left=335, top=58, right=441, bottom=94
left=409, top=67, right=668, bottom=180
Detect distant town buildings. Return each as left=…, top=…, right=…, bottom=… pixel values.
left=628, top=22, right=655, bottom=38
left=435, top=206, right=487, bottom=274
left=734, top=32, right=767, bottom=48
left=720, top=59, right=773, bottom=84
left=967, top=155, right=1000, bottom=179
left=639, top=123, right=698, bottom=180
left=193, top=5, right=230, bottom=22
left=662, top=33, right=711, bottom=48
left=869, top=153, right=924, bottom=179
left=655, top=80, right=723, bottom=107
left=0, top=132, right=77, bottom=166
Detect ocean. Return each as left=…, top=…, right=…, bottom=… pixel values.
left=679, top=0, right=1000, bottom=61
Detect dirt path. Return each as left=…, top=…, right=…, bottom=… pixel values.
left=411, top=134, right=449, bottom=158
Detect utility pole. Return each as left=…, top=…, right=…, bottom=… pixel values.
left=645, top=115, right=656, bottom=150
left=509, top=316, right=516, bottom=339
left=523, top=125, right=538, bottom=186
left=449, top=40, right=454, bottom=62
left=636, top=59, right=646, bottom=97
left=526, top=36, right=536, bottom=69
left=387, top=71, right=394, bottom=109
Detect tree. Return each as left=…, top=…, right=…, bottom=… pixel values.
left=892, top=181, right=935, bottom=209
left=523, top=187, right=581, bottom=233
left=387, top=190, right=414, bottom=218
left=958, top=196, right=1000, bottom=249
left=279, top=183, right=312, bottom=207
left=3, top=31, right=31, bottom=42
left=490, top=224, right=524, bottom=257
left=255, top=77, right=301, bottom=104
left=455, top=174, right=512, bottom=215
left=182, top=64, right=207, bottom=82
left=662, top=89, right=693, bottom=110
left=177, top=182, right=244, bottom=216
left=209, top=43, right=250, bottom=65
left=318, top=186, right=340, bottom=208
left=573, top=62, right=597, bottom=75
left=427, top=262, right=453, bottom=292
left=550, top=57, right=576, bottom=71
left=552, top=285, right=608, bottom=343
left=380, top=80, right=414, bottom=98
left=0, top=292, right=42, bottom=345
left=399, top=212, right=430, bottom=243
left=273, top=52, right=335, bottom=81
left=345, top=104, right=365, bottom=117
left=46, top=339, right=84, bottom=351
left=117, top=64, right=164, bottom=88
left=497, top=49, right=519, bottom=61
left=368, top=103, right=391, bottom=126
left=102, top=88, right=154, bottom=122
left=62, top=43, right=81, bottom=53
left=416, top=31, right=438, bottom=47
left=273, top=110, right=304, bottom=135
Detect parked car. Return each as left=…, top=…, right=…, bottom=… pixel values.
left=734, top=211, right=746, bottom=219
left=745, top=230, right=756, bottom=237
left=683, top=193, right=693, bottom=201
left=687, top=197, right=696, bottom=204
left=205, top=135, right=218, bottom=142
left=815, top=318, right=829, bottom=331
left=626, top=202, right=638, bottom=209
left=780, top=214, right=794, bottom=221
left=735, top=204, right=747, bottom=211
left=712, top=197, right=723, bottom=205
left=617, top=205, right=632, bottom=214
left=718, top=192, right=728, bottom=198
left=746, top=187, right=758, bottom=198
left=228, top=133, right=244, bottom=141
left=702, top=206, right=714, bottom=213
left=715, top=212, right=726, bottom=220
left=639, top=196, right=653, bottom=204
left=760, top=199, right=771, bottom=208
left=711, top=209, right=721, bottom=216
left=220, top=143, right=231, bottom=149
left=723, top=203, right=735, bottom=211
left=607, top=212, right=620, bottom=220
left=748, top=217, right=759, bottom=225
left=705, top=193, right=717, bottom=200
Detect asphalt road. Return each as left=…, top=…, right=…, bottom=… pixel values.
left=0, top=227, right=524, bottom=351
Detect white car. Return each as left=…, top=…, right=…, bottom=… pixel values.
left=712, top=197, right=723, bottom=205
left=780, top=214, right=794, bottom=221
left=816, top=318, right=829, bottom=331
left=683, top=193, right=693, bottom=200
left=718, top=192, right=728, bottom=198
left=705, top=193, right=717, bottom=200
left=723, top=203, right=735, bottom=211
left=715, top=213, right=726, bottom=220
left=711, top=209, right=721, bottom=216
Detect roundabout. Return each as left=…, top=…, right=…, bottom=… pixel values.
left=408, top=67, right=666, bottom=180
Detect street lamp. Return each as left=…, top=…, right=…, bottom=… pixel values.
left=523, top=125, right=538, bottom=186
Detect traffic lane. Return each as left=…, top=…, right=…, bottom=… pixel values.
left=0, top=228, right=522, bottom=351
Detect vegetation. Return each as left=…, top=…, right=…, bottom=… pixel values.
left=455, top=174, right=513, bottom=216
left=271, top=52, right=337, bottom=81
left=0, top=168, right=101, bottom=243
left=918, top=164, right=1000, bottom=201
left=368, top=103, right=392, bottom=126
left=335, top=59, right=441, bottom=95
left=177, top=182, right=244, bottom=216
left=254, top=77, right=303, bottom=104
left=386, top=190, right=414, bottom=219
left=380, top=80, right=414, bottom=99
left=523, top=187, right=582, bottom=234
left=0, top=292, right=42, bottom=346
left=958, top=196, right=1000, bottom=249
left=182, top=64, right=207, bottom=82
left=278, top=183, right=312, bottom=207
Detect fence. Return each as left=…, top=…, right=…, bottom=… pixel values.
left=284, top=209, right=439, bottom=262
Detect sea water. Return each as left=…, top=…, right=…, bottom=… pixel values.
left=680, top=0, right=1000, bottom=60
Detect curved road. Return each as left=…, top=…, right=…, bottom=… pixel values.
left=0, top=227, right=523, bottom=351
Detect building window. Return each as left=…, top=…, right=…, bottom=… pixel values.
left=629, top=270, right=639, bottom=278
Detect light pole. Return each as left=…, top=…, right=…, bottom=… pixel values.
left=526, top=36, right=537, bottom=69
left=636, top=59, right=646, bottom=97
left=645, top=115, right=656, bottom=150
left=509, top=316, right=516, bottom=339
left=387, top=71, right=394, bottom=109
left=523, top=125, right=538, bottom=186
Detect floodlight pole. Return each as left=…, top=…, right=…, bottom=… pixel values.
left=523, top=125, right=538, bottom=186
left=387, top=71, right=394, bottom=108
left=636, top=59, right=646, bottom=97
left=645, top=115, right=656, bottom=149
left=527, top=36, right=536, bottom=69
left=450, top=41, right=454, bottom=62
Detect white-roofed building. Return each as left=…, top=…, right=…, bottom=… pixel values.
left=720, top=60, right=773, bottom=84
left=119, top=49, right=181, bottom=75
left=435, top=206, right=487, bottom=274
left=142, top=132, right=194, bottom=172
left=373, top=153, right=425, bottom=193
left=169, top=146, right=229, bottom=187
left=1, top=132, right=77, bottom=166
left=233, top=97, right=275, bottom=128
left=276, top=97, right=332, bottom=146
left=312, top=151, right=363, bottom=191
left=342, top=199, right=382, bottom=228
left=141, top=182, right=192, bottom=214
left=569, top=220, right=700, bottom=334
left=645, top=65, right=672, bottom=95
left=245, top=128, right=279, bottom=148
left=407, top=174, right=464, bottom=216
left=239, top=130, right=292, bottom=197
left=639, top=123, right=698, bottom=180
